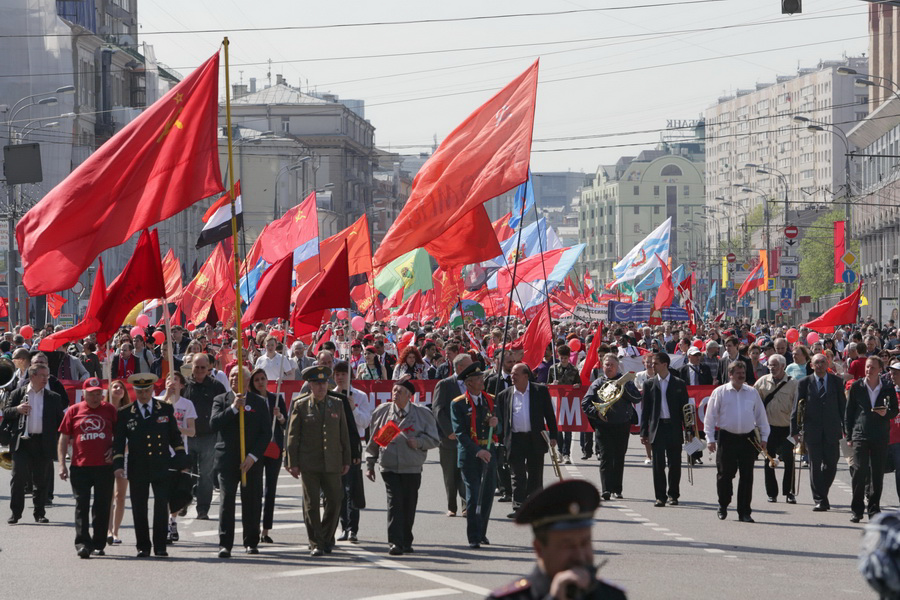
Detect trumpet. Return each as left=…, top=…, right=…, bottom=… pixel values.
left=591, top=372, right=636, bottom=420
left=792, top=397, right=806, bottom=497
left=541, top=430, right=564, bottom=482
left=750, top=427, right=778, bottom=469
left=682, top=404, right=702, bottom=486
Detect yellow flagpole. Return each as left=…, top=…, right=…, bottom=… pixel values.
left=223, top=37, right=247, bottom=487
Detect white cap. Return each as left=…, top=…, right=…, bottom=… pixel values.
left=687, top=346, right=702, bottom=356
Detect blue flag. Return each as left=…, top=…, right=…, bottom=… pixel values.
left=704, top=280, right=718, bottom=318
left=508, top=167, right=534, bottom=230
left=240, top=258, right=267, bottom=304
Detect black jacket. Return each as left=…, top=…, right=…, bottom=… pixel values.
left=582, top=373, right=641, bottom=427
left=210, top=390, right=271, bottom=471
left=679, top=362, right=713, bottom=386
left=1, top=386, right=65, bottom=455
left=495, top=383, right=558, bottom=451
left=432, top=375, right=464, bottom=445
left=113, top=400, right=188, bottom=480
left=640, top=375, right=689, bottom=444
left=184, top=375, right=227, bottom=437
left=792, top=372, right=846, bottom=442
left=844, top=379, right=899, bottom=445
left=717, top=354, right=755, bottom=385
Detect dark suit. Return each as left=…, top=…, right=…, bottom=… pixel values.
left=844, top=379, right=899, bottom=516
left=113, top=399, right=187, bottom=554
left=261, top=391, right=287, bottom=531
left=3, top=385, right=64, bottom=520
left=496, top=383, right=558, bottom=508
left=679, top=362, right=713, bottom=386
left=793, top=372, right=846, bottom=507
left=432, top=375, right=466, bottom=513
left=582, top=374, right=641, bottom=496
left=641, top=374, right=689, bottom=503
left=717, top=354, right=755, bottom=385
left=211, top=390, right=271, bottom=551
left=484, top=371, right=513, bottom=499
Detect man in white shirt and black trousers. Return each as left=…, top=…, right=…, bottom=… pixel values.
left=705, top=360, right=770, bottom=522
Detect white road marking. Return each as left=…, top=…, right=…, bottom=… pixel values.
left=193, top=522, right=304, bottom=537
left=641, top=522, right=660, bottom=527
left=267, top=566, right=366, bottom=578
left=343, top=546, right=490, bottom=596
left=704, top=548, right=725, bottom=553
left=354, top=588, right=461, bottom=600
left=663, top=533, right=680, bottom=537
left=652, top=527, right=669, bottom=532
left=632, top=518, right=650, bottom=522
left=676, top=537, right=694, bottom=542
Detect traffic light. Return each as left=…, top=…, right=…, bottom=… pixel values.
left=782, top=0, right=801, bottom=14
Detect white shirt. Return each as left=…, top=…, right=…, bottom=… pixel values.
left=255, top=353, right=294, bottom=381
left=334, top=385, right=373, bottom=438
left=704, top=382, right=770, bottom=443
left=156, top=395, right=197, bottom=453
left=657, top=374, right=671, bottom=419
left=686, top=361, right=701, bottom=385
left=866, top=380, right=883, bottom=408
left=25, top=384, right=44, bottom=434
left=511, top=384, right=531, bottom=433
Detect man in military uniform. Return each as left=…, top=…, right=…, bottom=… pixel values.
left=452, top=363, right=500, bottom=548
left=487, top=480, right=627, bottom=600
left=284, top=365, right=351, bottom=556
left=113, top=374, right=188, bottom=557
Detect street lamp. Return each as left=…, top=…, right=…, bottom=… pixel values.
left=273, top=157, right=311, bottom=220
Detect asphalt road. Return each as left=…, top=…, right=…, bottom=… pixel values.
left=0, top=442, right=885, bottom=600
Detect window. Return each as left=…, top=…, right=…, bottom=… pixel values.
left=654, top=186, right=660, bottom=196
left=661, top=164, right=683, bottom=177
left=281, top=117, right=290, bottom=133
left=653, top=206, right=660, bottom=214
left=683, top=206, right=690, bottom=215
left=683, top=185, right=690, bottom=196
left=633, top=206, right=639, bottom=215
left=633, top=185, right=640, bottom=195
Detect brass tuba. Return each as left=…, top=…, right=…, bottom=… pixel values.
left=0, top=357, right=17, bottom=469
left=592, top=372, right=636, bottom=419
left=0, top=449, right=10, bottom=470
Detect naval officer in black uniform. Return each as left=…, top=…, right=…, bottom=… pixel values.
left=487, top=480, right=627, bottom=599
left=112, top=374, right=188, bottom=557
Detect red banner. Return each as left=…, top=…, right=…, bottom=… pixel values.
left=55, top=381, right=720, bottom=434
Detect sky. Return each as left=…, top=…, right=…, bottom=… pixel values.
left=137, top=0, right=870, bottom=175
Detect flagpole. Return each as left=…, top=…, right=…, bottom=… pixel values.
left=163, top=300, right=176, bottom=380
left=495, top=186, right=529, bottom=392
left=44, top=296, right=49, bottom=328
left=531, top=194, right=556, bottom=376
left=223, top=38, right=247, bottom=487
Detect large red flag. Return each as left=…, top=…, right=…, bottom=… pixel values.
left=18, top=52, right=223, bottom=295
left=321, top=214, right=372, bottom=277
left=242, top=252, right=294, bottom=324
left=94, top=230, right=166, bottom=344
left=161, top=248, right=183, bottom=304
left=46, top=293, right=67, bottom=319
left=291, top=244, right=351, bottom=331
left=373, top=60, right=539, bottom=267
left=182, top=243, right=228, bottom=326
left=654, top=254, right=674, bottom=311
left=802, top=283, right=862, bottom=334
left=492, top=212, right=515, bottom=243
left=0, top=297, right=7, bottom=320
left=834, top=220, right=846, bottom=284
left=579, top=322, right=604, bottom=387
left=258, top=191, right=319, bottom=264
left=522, top=308, right=553, bottom=370
left=38, top=259, right=107, bottom=351
left=425, top=205, right=503, bottom=269
left=495, top=247, right=572, bottom=294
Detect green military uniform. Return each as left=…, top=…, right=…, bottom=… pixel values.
left=548, top=363, right=581, bottom=386
left=285, top=366, right=351, bottom=555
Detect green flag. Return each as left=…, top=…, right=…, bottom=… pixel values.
left=374, top=248, right=433, bottom=301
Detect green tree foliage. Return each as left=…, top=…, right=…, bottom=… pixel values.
left=797, top=208, right=859, bottom=300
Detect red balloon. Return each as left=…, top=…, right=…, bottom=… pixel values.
left=806, top=331, right=820, bottom=345
left=19, top=325, right=33, bottom=339
left=402, top=331, right=415, bottom=341
left=568, top=339, right=582, bottom=354
left=397, top=316, right=411, bottom=329
left=152, top=330, right=166, bottom=345
left=692, top=339, right=704, bottom=349
left=186, top=322, right=196, bottom=332
left=130, top=326, right=145, bottom=339
left=786, top=328, right=799, bottom=344
left=336, top=310, right=349, bottom=320
left=350, top=316, right=366, bottom=332
left=272, top=329, right=284, bottom=340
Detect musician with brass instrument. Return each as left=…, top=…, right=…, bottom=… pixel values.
left=704, top=361, right=770, bottom=523
left=753, top=354, right=798, bottom=504
left=4, top=363, right=65, bottom=525
left=496, top=363, right=559, bottom=517
left=639, top=353, right=689, bottom=507
left=581, top=355, right=641, bottom=501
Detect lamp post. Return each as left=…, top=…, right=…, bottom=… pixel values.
left=273, top=157, right=311, bottom=220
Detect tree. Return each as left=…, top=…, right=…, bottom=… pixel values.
left=797, top=209, right=859, bottom=300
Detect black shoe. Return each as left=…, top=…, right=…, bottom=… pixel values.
left=7, top=516, right=19, bottom=525
left=696, top=458, right=703, bottom=465
left=668, top=498, right=679, bottom=506
left=786, top=494, right=796, bottom=504
left=177, top=506, right=188, bottom=517
left=581, top=453, right=591, bottom=460
left=481, top=537, right=490, bottom=545
left=107, top=535, right=114, bottom=545
left=349, top=533, right=358, bottom=543
left=218, top=548, right=231, bottom=559
left=850, top=514, right=862, bottom=523
left=245, top=546, right=259, bottom=554
left=813, top=503, right=828, bottom=512
left=738, top=515, right=755, bottom=523
left=507, top=512, right=517, bottom=518
left=403, top=545, right=413, bottom=553
left=196, top=513, right=209, bottom=521
left=767, top=496, right=777, bottom=503
left=77, top=546, right=92, bottom=559
left=337, top=530, right=350, bottom=541
left=468, top=542, right=481, bottom=549
left=613, top=493, right=623, bottom=499
left=498, top=495, right=512, bottom=503
left=34, top=516, right=49, bottom=524
left=601, top=492, right=611, bottom=501
left=869, top=509, right=882, bottom=518
left=388, top=544, right=403, bottom=556
left=654, top=500, right=666, bottom=507
left=310, top=547, right=324, bottom=557
left=717, top=508, right=727, bottom=520
left=136, top=550, right=150, bottom=558
left=92, top=549, right=105, bottom=556
left=154, top=551, right=169, bottom=558
left=44, top=501, right=53, bottom=507
left=323, top=544, right=333, bottom=554
left=261, top=535, right=274, bottom=544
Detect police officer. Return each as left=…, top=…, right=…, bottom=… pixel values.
left=452, top=363, right=501, bottom=548
left=487, top=480, right=627, bottom=600
left=113, top=374, right=188, bottom=557
left=284, top=365, right=351, bottom=557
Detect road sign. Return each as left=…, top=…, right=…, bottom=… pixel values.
left=780, top=264, right=799, bottom=279
left=690, top=261, right=697, bottom=269
left=767, top=278, right=776, bottom=290
left=799, top=295, right=811, bottom=304
left=58, top=313, right=75, bottom=327
left=785, top=225, right=799, bottom=239
left=781, top=255, right=799, bottom=264
left=727, top=253, right=736, bottom=263
left=842, top=269, right=857, bottom=284
left=780, top=298, right=793, bottom=310
left=841, top=251, right=858, bottom=268
left=781, top=288, right=793, bottom=299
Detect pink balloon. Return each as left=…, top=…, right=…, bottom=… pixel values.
left=351, top=316, right=366, bottom=332
left=130, top=326, right=145, bottom=339
left=568, top=339, right=582, bottom=353
left=136, top=314, right=150, bottom=328
left=786, top=328, right=799, bottom=344
left=806, top=331, right=820, bottom=344
left=336, top=310, right=349, bottom=320
left=152, top=330, right=165, bottom=345
left=396, top=316, right=411, bottom=329
left=19, top=325, right=33, bottom=339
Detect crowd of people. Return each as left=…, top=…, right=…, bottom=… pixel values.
left=2, top=314, right=900, bottom=596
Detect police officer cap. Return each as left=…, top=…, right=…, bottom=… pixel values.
left=514, top=480, right=600, bottom=532
left=302, top=365, right=332, bottom=382
left=457, top=363, right=484, bottom=381
left=128, top=373, right=159, bottom=390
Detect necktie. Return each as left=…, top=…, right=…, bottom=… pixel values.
left=818, top=378, right=825, bottom=395
left=142, top=404, right=150, bottom=419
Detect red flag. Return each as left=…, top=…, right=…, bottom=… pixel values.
left=834, top=220, right=846, bottom=284
left=382, top=286, right=405, bottom=310
left=579, top=322, right=604, bottom=387
left=17, top=52, right=223, bottom=295
left=320, top=214, right=372, bottom=277
left=425, top=205, right=503, bottom=269
left=350, top=283, right=374, bottom=314
left=291, top=244, right=351, bottom=331
left=46, top=293, right=67, bottom=319
left=654, top=254, right=674, bottom=311
left=38, top=259, right=107, bottom=351
left=677, top=272, right=694, bottom=296
left=258, top=191, right=318, bottom=264
left=94, top=230, right=166, bottom=344
left=395, top=290, right=423, bottom=317
left=161, top=248, right=183, bottom=304
left=373, top=60, right=539, bottom=267
left=182, top=243, right=229, bottom=326
left=242, top=252, right=294, bottom=324
left=492, top=212, right=515, bottom=243
left=802, top=283, right=862, bottom=334
left=314, top=326, right=332, bottom=353
left=522, top=308, right=553, bottom=370
left=0, top=297, right=7, bottom=320
left=737, top=261, right=765, bottom=299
